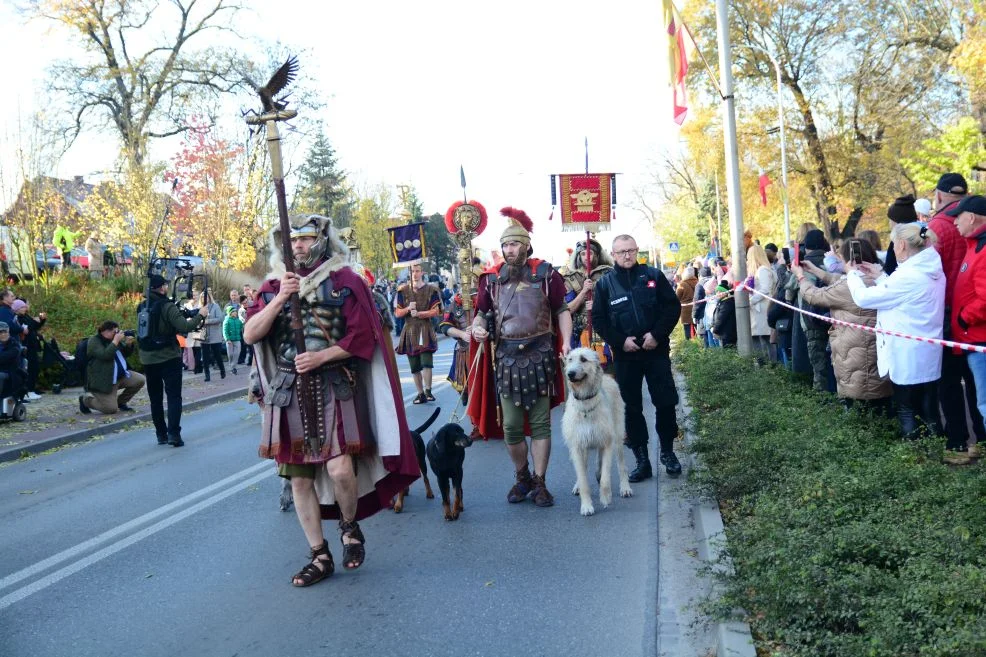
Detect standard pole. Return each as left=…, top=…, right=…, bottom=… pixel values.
left=715, top=0, right=752, bottom=356
left=774, top=58, right=791, bottom=246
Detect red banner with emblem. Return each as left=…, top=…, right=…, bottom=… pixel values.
left=558, top=173, right=614, bottom=232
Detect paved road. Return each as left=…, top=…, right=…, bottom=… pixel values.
left=0, top=338, right=679, bottom=657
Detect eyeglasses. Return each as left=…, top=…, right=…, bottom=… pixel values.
left=613, top=248, right=639, bottom=257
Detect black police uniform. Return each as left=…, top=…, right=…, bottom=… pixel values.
left=592, top=262, right=682, bottom=478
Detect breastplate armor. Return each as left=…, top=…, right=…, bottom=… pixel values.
left=496, top=277, right=551, bottom=340
left=274, top=279, right=350, bottom=365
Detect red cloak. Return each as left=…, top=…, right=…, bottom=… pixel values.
left=465, top=259, right=566, bottom=440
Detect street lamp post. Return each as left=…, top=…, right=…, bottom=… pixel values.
left=749, top=44, right=791, bottom=246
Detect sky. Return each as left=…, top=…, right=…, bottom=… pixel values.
left=0, top=0, right=682, bottom=263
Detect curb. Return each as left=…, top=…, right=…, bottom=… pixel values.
left=675, top=371, right=757, bottom=657
left=0, top=388, right=246, bottom=464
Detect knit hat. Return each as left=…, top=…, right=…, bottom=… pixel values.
left=148, top=273, right=168, bottom=289
left=499, top=207, right=533, bottom=246
left=804, top=229, right=829, bottom=251
left=11, top=300, right=27, bottom=313
left=887, top=194, right=918, bottom=224
left=936, top=173, right=968, bottom=195
left=913, top=198, right=932, bottom=217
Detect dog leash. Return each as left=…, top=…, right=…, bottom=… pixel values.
left=449, top=341, right=487, bottom=425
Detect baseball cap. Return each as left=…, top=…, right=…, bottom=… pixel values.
left=945, top=195, right=986, bottom=217
left=936, top=173, right=968, bottom=195
left=148, top=273, right=168, bottom=289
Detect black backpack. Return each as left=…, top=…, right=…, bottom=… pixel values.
left=136, top=298, right=175, bottom=351
left=74, top=337, right=90, bottom=389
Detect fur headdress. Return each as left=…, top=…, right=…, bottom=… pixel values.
left=568, top=237, right=613, bottom=271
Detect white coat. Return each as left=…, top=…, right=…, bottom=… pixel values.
left=846, top=246, right=945, bottom=385
left=748, top=265, right=777, bottom=337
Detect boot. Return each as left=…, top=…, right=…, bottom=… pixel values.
left=628, top=444, right=652, bottom=483
left=507, top=465, right=534, bottom=503
left=529, top=473, right=554, bottom=507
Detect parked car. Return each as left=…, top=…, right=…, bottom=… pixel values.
left=35, top=247, right=62, bottom=273
left=0, top=226, right=41, bottom=282
left=69, top=247, right=89, bottom=269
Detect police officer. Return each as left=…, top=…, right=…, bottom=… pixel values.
left=138, top=273, right=208, bottom=447
left=592, top=235, right=682, bottom=480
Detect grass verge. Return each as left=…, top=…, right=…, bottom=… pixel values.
left=674, top=340, right=986, bottom=657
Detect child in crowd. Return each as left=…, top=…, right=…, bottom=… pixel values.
left=222, top=307, right=243, bottom=375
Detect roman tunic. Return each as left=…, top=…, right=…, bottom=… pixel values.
left=250, top=256, right=420, bottom=520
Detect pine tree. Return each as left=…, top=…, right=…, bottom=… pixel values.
left=293, top=126, right=351, bottom=226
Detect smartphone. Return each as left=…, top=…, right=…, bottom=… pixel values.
left=849, top=240, right=862, bottom=265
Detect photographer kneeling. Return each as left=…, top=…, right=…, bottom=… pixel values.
left=80, top=321, right=146, bottom=415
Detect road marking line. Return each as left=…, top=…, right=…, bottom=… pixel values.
left=0, top=469, right=274, bottom=611
left=0, top=460, right=271, bottom=594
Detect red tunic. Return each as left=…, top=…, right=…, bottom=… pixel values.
left=251, top=265, right=420, bottom=520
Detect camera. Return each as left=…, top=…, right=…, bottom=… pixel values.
left=180, top=307, right=200, bottom=319
left=123, top=329, right=137, bottom=337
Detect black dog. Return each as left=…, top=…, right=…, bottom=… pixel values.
left=394, top=407, right=439, bottom=513
left=426, top=422, right=472, bottom=521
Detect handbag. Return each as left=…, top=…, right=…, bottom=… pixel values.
left=775, top=317, right=791, bottom=333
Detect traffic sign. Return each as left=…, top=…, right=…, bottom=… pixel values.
left=669, top=242, right=680, bottom=253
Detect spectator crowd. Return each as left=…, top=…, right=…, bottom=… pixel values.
left=677, top=172, right=986, bottom=465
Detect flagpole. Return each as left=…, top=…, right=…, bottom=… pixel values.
left=715, top=0, right=752, bottom=357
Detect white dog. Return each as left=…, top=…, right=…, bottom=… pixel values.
left=562, top=347, right=633, bottom=516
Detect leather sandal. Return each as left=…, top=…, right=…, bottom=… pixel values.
left=412, top=393, right=427, bottom=405
left=339, top=519, right=366, bottom=570
left=291, top=540, right=334, bottom=587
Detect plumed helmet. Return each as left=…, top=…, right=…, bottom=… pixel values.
left=499, top=207, right=533, bottom=246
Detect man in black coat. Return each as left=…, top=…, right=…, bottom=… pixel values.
left=592, top=235, right=683, bottom=480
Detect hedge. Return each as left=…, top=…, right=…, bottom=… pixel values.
left=675, top=342, right=986, bottom=657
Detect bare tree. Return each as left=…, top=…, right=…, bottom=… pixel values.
left=34, top=0, right=249, bottom=167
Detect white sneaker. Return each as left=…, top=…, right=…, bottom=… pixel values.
left=25, top=392, right=41, bottom=401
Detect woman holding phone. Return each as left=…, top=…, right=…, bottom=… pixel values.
left=792, top=240, right=891, bottom=412
left=845, top=222, right=946, bottom=442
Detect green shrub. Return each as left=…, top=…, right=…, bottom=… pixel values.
left=676, top=342, right=986, bottom=657
left=14, top=275, right=149, bottom=388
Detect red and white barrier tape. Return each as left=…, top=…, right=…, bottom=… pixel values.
left=735, top=281, right=986, bottom=355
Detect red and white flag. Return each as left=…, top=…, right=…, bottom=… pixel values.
left=759, top=171, right=772, bottom=207
left=663, top=0, right=690, bottom=125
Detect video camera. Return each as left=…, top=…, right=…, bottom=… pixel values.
left=137, top=256, right=209, bottom=343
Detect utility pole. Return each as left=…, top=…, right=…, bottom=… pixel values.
left=715, top=0, right=752, bottom=356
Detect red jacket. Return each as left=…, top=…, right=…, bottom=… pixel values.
left=930, top=200, right=965, bottom=309
left=951, top=222, right=986, bottom=347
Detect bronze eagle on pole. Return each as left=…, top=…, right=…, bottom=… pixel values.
left=243, top=56, right=321, bottom=446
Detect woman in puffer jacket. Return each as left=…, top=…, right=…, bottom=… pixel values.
left=792, top=239, right=892, bottom=412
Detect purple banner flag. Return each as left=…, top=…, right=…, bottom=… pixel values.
left=387, top=222, right=428, bottom=267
